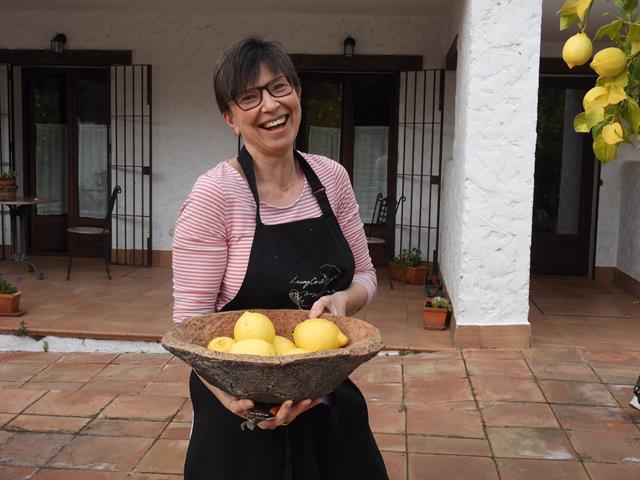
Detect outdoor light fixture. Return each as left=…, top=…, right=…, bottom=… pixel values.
left=343, top=36, right=355, bottom=57
left=50, top=33, right=67, bottom=53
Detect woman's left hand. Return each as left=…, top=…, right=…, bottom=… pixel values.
left=309, top=291, right=348, bottom=318
left=257, top=398, right=323, bottom=430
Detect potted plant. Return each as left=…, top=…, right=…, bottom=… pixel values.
left=390, top=248, right=429, bottom=285
left=424, top=272, right=443, bottom=298
left=423, top=296, right=452, bottom=330
left=0, top=277, right=21, bottom=315
left=0, top=170, right=17, bottom=200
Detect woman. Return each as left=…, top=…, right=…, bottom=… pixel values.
left=172, top=36, right=388, bottom=480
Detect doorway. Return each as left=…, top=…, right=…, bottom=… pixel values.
left=531, top=75, right=599, bottom=275
left=22, top=67, right=110, bottom=257
left=296, top=73, right=397, bottom=227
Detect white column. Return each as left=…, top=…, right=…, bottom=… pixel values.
left=441, top=0, right=542, bottom=327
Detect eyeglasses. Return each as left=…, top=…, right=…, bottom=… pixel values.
left=233, top=76, right=294, bottom=111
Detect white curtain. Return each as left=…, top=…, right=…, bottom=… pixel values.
left=353, top=126, right=389, bottom=222
left=78, top=123, right=108, bottom=219
left=35, top=124, right=67, bottom=215
left=308, top=126, right=340, bottom=161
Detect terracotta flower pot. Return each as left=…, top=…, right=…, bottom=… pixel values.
left=0, top=292, right=21, bottom=314
left=405, top=265, right=428, bottom=285
left=0, top=179, right=16, bottom=187
left=423, top=306, right=449, bottom=330
left=388, top=261, right=406, bottom=282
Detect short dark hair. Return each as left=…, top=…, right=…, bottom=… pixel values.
left=213, top=36, right=300, bottom=113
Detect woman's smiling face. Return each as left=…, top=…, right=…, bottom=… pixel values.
left=223, top=63, right=301, bottom=158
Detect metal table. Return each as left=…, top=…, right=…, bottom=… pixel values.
left=0, top=196, right=57, bottom=279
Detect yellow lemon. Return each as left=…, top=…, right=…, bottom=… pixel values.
left=590, top=48, right=627, bottom=77
left=582, top=86, right=609, bottom=110
left=562, top=33, right=593, bottom=69
left=233, top=311, right=276, bottom=342
left=293, top=318, right=350, bottom=352
left=206, top=336, right=235, bottom=352
left=602, top=122, right=624, bottom=145
left=283, top=347, right=311, bottom=355
left=273, top=335, right=297, bottom=355
left=228, top=338, right=277, bottom=356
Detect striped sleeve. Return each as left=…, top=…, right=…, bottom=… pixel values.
left=172, top=170, right=228, bottom=324
left=330, top=161, right=378, bottom=303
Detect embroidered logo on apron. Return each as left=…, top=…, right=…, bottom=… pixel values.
left=288, top=264, right=342, bottom=309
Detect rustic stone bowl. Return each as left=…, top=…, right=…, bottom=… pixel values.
left=161, top=309, right=384, bottom=403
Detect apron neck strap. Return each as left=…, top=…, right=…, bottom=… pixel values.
left=238, top=147, right=333, bottom=221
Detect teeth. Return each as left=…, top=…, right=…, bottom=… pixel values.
left=263, top=116, right=286, bottom=128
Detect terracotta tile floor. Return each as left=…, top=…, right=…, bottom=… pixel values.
left=1, top=258, right=640, bottom=478
left=2, top=257, right=639, bottom=353
left=0, top=348, right=638, bottom=479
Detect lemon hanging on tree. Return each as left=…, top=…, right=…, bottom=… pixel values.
left=590, top=47, right=627, bottom=77
left=562, top=32, right=593, bottom=68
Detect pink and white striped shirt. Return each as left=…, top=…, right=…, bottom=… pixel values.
left=172, top=153, right=377, bottom=323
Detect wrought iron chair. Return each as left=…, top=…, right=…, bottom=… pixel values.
left=66, top=185, right=121, bottom=280
left=366, top=193, right=406, bottom=289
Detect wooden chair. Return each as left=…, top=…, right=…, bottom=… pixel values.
left=66, top=185, right=121, bottom=280
left=366, top=193, right=405, bottom=289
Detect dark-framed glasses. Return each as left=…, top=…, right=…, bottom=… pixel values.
left=233, top=76, right=293, bottom=111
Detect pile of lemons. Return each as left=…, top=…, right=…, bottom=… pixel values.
left=206, top=311, right=349, bottom=356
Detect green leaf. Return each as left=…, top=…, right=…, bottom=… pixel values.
left=624, top=97, right=640, bottom=132
left=593, top=133, right=619, bottom=162
left=595, top=19, right=623, bottom=41
left=632, top=41, right=640, bottom=56
left=585, top=105, right=605, bottom=128
left=576, top=0, right=593, bottom=22
left=608, top=84, right=628, bottom=104
left=560, top=13, right=579, bottom=30
left=614, top=0, right=638, bottom=16
left=613, top=72, right=629, bottom=87
left=574, top=112, right=590, bottom=132
left=629, top=23, right=640, bottom=43
left=558, top=0, right=580, bottom=15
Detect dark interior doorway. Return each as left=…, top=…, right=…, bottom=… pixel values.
left=23, top=67, right=110, bottom=257
left=531, top=75, right=599, bottom=275
left=296, top=72, right=397, bottom=230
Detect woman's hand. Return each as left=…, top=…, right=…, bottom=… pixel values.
left=197, top=374, right=255, bottom=416
left=197, top=374, right=321, bottom=428
left=309, top=282, right=369, bottom=318
left=309, top=291, right=348, bottom=318
left=257, top=398, right=323, bottom=430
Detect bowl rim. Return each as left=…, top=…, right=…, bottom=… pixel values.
left=161, top=309, right=384, bottom=366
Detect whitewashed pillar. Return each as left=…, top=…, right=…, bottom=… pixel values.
left=443, top=0, right=542, bottom=347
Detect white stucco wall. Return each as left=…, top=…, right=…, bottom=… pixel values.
left=442, top=0, right=542, bottom=326
left=0, top=10, right=450, bottom=252
left=618, top=161, right=640, bottom=280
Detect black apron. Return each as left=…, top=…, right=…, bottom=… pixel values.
left=184, top=148, right=388, bottom=480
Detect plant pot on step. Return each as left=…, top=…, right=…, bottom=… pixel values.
left=0, top=292, right=21, bottom=314
left=422, top=305, right=448, bottom=330
left=405, top=264, right=428, bottom=285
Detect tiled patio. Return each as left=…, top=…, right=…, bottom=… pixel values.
left=0, top=257, right=640, bottom=478
left=0, top=347, right=639, bottom=479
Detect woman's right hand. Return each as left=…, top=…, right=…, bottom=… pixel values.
left=197, top=373, right=254, bottom=417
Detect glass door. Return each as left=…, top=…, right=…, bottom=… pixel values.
left=24, top=67, right=110, bottom=256
left=296, top=73, right=395, bottom=224
left=531, top=76, right=597, bottom=275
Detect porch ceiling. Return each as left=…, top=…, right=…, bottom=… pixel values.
left=0, top=0, right=450, bottom=15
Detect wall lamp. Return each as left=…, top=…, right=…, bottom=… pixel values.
left=51, top=33, right=67, bottom=53
left=343, top=36, right=355, bottom=57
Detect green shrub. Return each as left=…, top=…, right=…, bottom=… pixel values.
left=394, top=248, right=423, bottom=268
left=0, top=278, right=18, bottom=294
